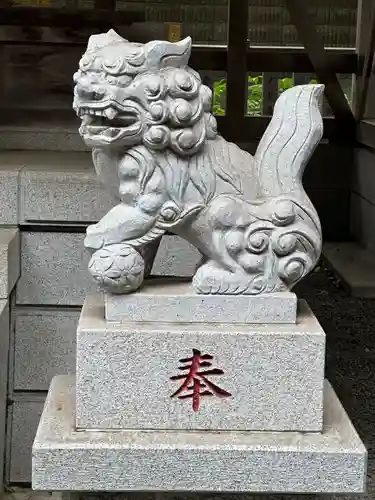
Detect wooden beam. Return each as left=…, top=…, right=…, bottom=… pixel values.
left=284, top=0, right=355, bottom=128
left=262, top=73, right=279, bottom=116
left=355, top=0, right=375, bottom=119
left=0, top=34, right=356, bottom=74
left=226, top=0, right=248, bottom=122
left=246, top=47, right=357, bottom=74
left=0, top=7, right=145, bottom=27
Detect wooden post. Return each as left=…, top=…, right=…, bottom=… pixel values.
left=355, top=0, right=375, bottom=119
left=226, top=0, right=248, bottom=128
left=262, top=73, right=279, bottom=116
left=285, top=0, right=355, bottom=132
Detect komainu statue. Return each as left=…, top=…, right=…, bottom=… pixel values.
left=73, top=30, right=324, bottom=295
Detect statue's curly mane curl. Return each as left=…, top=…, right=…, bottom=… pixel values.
left=140, top=67, right=218, bottom=156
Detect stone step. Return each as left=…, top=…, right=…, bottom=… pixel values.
left=323, top=242, right=375, bottom=297
left=32, top=375, right=366, bottom=493
left=0, top=123, right=87, bottom=153
left=0, top=228, right=20, bottom=299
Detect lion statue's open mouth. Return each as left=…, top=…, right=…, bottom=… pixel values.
left=78, top=105, right=142, bottom=144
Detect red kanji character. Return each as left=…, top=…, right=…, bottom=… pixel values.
left=170, top=348, right=231, bottom=412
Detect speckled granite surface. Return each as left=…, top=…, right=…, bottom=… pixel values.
left=77, top=266, right=375, bottom=498
left=8, top=265, right=375, bottom=498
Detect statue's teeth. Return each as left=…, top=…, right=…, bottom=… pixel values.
left=105, top=108, right=117, bottom=120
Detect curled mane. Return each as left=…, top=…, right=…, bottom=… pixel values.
left=140, top=67, right=218, bottom=156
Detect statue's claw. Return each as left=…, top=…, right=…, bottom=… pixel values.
left=84, top=227, right=105, bottom=250
left=193, top=260, right=284, bottom=295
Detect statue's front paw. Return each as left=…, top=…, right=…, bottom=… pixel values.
left=88, top=244, right=144, bottom=294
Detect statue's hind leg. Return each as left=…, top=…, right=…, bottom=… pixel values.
left=186, top=195, right=299, bottom=295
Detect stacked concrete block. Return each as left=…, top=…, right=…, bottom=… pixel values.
left=0, top=300, right=9, bottom=491
left=0, top=151, right=202, bottom=485
left=8, top=308, right=76, bottom=487
left=0, top=156, right=24, bottom=225
left=0, top=228, right=20, bottom=490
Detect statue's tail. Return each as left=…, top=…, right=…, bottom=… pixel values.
left=253, top=84, right=324, bottom=280
left=254, top=84, right=324, bottom=226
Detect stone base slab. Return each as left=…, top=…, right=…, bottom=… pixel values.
left=105, top=280, right=297, bottom=324
left=323, top=242, right=375, bottom=298
left=77, top=295, right=324, bottom=431
left=32, top=375, right=367, bottom=493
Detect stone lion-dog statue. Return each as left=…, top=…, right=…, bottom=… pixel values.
left=73, top=30, right=324, bottom=295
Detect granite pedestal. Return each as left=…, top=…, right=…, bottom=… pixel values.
left=104, top=281, right=297, bottom=324
left=32, top=375, right=367, bottom=493
left=76, top=294, right=324, bottom=432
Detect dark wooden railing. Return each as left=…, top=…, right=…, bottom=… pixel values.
left=0, top=1, right=360, bottom=145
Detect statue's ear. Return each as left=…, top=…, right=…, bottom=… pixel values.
left=145, top=37, right=192, bottom=69
left=87, top=29, right=128, bottom=52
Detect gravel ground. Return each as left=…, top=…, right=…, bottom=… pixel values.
left=295, top=262, right=375, bottom=500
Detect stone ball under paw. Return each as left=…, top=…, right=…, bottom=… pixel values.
left=88, top=244, right=144, bottom=294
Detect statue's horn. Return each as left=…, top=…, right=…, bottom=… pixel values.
left=87, top=29, right=128, bottom=52
left=145, top=37, right=192, bottom=69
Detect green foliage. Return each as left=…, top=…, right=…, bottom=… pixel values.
left=247, top=75, right=263, bottom=116
left=278, top=77, right=294, bottom=93
left=212, top=75, right=322, bottom=116
left=212, top=79, right=226, bottom=116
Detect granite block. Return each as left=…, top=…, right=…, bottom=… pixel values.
left=32, top=375, right=366, bottom=493
left=323, top=242, right=375, bottom=298
left=105, top=281, right=297, bottom=324
left=13, top=308, right=79, bottom=391
left=16, top=232, right=97, bottom=306
left=0, top=153, right=24, bottom=224
left=0, top=300, right=9, bottom=491
left=0, top=124, right=86, bottom=152
left=17, top=232, right=207, bottom=306
left=19, top=152, right=117, bottom=223
left=9, top=397, right=45, bottom=484
left=0, top=228, right=20, bottom=299
left=77, top=295, right=323, bottom=431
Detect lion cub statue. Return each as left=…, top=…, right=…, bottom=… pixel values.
left=73, top=30, right=324, bottom=295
